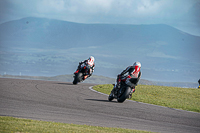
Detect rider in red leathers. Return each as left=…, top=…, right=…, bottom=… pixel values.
left=112, top=62, right=142, bottom=97
left=74, top=56, right=95, bottom=80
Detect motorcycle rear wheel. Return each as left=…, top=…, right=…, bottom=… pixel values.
left=117, top=86, right=131, bottom=103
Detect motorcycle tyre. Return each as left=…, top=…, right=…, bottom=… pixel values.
left=117, top=86, right=131, bottom=103
left=73, top=72, right=83, bottom=85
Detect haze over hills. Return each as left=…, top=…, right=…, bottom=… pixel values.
left=0, top=17, right=199, bottom=83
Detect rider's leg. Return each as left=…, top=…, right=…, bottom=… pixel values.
left=125, top=79, right=137, bottom=98
left=83, top=75, right=88, bottom=80
left=83, top=68, right=91, bottom=80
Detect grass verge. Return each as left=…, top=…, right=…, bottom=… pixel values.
left=0, top=116, right=154, bottom=133
left=93, top=84, right=200, bottom=112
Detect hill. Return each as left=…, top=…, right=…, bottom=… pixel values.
left=0, top=74, right=198, bottom=88
left=0, top=17, right=199, bottom=82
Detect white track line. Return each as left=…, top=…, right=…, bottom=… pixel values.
left=89, top=86, right=108, bottom=96
left=89, top=86, right=199, bottom=114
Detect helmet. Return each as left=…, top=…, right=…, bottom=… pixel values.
left=88, top=56, right=95, bottom=66
left=133, top=62, right=141, bottom=68
left=89, top=56, right=95, bottom=62
left=133, top=62, right=141, bottom=73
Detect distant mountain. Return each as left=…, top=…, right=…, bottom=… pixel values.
left=0, top=17, right=199, bottom=83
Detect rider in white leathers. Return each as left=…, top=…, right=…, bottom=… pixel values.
left=74, top=56, right=95, bottom=80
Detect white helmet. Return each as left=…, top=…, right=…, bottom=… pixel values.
left=88, top=56, right=95, bottom=66
left=133, top=62, right=141, bottom=68
left=89, top=56, right=95, bottom=62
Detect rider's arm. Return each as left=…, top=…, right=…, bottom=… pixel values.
left=138, top=71, right=142, bottom=79
left=120, top=66, right=131, bottom=76
left=79, top=61, right=83, bottom=65
left=79, top=60, right=87, bottom=68
left=80, top=60, right=86, bottom=64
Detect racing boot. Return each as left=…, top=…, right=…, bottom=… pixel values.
left=129, top=87, right=136, bottom=99
left=83, top=75, right=88, bottom=80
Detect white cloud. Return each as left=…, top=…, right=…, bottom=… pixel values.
left=147, top=52, right=180, bottom=59
left=66, top=0, right=113, bottom=14
left=0, top=0, right=199, bottom=35
left=84, top=0, right=113, bottom=9
left=37, top=0, right=66, bottom=13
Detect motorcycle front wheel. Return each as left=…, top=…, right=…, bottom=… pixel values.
left=73, top=72, right=83, bottom=85
left=108, top=92, right=114, bottom=101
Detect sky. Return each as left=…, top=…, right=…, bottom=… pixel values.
left=0, top=0, right=200, bottom=36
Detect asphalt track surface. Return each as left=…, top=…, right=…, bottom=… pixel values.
left=0, top=78, right=200, bottom=133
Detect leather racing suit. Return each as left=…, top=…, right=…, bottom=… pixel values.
left=114, top=65, right=141, bottom=93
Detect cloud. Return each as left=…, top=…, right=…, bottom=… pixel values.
left=0, top=0, right=197, bottom=22
left=37, top=0, right=66, bottom=13
left=0, top=0, right=199, bottom=35
left=147, top=52, right=180, bottom=59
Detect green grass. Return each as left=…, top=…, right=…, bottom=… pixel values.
left=0, top=116, right=154, bottom=133
left=93, top=84, right=200, bottom=112
left=1, top=84, right=199, bottom=132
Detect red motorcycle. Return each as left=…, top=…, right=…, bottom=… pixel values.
left=73, top=63, right=89, bottom=85
left=108, top=81, right=135, bottom=103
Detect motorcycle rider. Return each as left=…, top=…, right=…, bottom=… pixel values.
left=74, top=56, right=95, bottom=80
left=112, top=62, right=142, bottom=98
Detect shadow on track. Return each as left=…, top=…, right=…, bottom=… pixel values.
left=56, top=83, right=74, bottom=85
left=85, top=99, right=118, bottom=103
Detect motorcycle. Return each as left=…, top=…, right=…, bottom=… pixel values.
left=73, top=63, right=89, bottom=85
left=108, top=81, right=135, bottom=103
